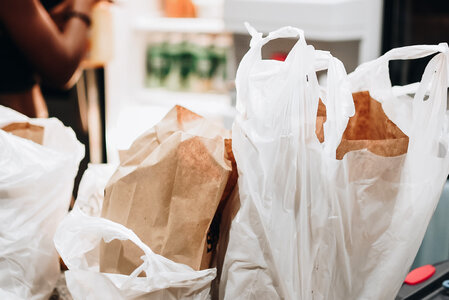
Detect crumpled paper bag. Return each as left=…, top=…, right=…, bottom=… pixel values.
left=100, top=106, right=237, bottom=275
left=316, top=91, right=409, bottom=159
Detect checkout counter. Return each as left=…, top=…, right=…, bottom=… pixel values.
left=413, top=181, right=449, bottom=269
left=396, top=181, right=449, bottom=299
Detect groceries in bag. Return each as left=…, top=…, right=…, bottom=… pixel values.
left=221, top=24, right=449, bottom=300
left=55, top=106, right=238, bottom=299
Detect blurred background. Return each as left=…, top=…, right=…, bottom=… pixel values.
left=40, top=0, right=448, bottom=269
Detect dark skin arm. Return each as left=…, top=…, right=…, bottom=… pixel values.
left=0, top=0, right=98, bottom=87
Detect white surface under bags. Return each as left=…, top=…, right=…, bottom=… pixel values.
left=220, top=25, right=449, bottom=300
left=0, top=106, right=84, bottom=300
left=54, top=164, right=217, bottom=300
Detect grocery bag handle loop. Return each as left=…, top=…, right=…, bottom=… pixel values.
left=313, top=51, right=355, bottom=157
left=380, top=43, right=448, bottom=66
left=235, top=24, right=309, bottom=120
left=54, top=209, right=216, bottom=290
left=408, top=52, right=448, bottom=153
left=240, top=24, right=355, bottom=159
left=350, top=43, right=449, bottom=94
left=244, top=22, right=306, bottom=66
left=245, top=22, right=306, bottom=50
left=382, top=43, right=448, bottom=99
left=350, top=43, right=448, bottom=155
left=391, top=43, right=448, bottom=98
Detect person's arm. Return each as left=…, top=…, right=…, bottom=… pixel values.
left=0, top=0, right=97, bottom=87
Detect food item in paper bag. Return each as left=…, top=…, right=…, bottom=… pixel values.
left=2, top=122, right=44, bottom=145
left=100, top=106, right=237, bottom=275
left=316, top=91, right=409, bottom=159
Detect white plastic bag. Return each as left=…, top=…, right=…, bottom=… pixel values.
left=74, top=163, right=117, bottom=218
left=221, top=24, right=449, bottom=300
left=220, top=24, right=354, bottom=299
left=54, top=164, right=217, bottom=300
left=0, top=106, right=84, bottom=300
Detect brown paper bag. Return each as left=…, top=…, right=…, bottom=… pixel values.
left=316, top=91, right=409, bottom=159
left=100, top=106, right=237, bottom=275
left=2, top=122, right=44, bottom=145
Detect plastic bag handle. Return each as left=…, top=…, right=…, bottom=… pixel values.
left=354, top=43, right=448, bottom=72
left=350, top=43, right=449, bottom=92
left=314, top=50, right=332, bottom=72
left=245, top=22, right=306, bottom=50
left=379, top=43, right=449, bottom=100
left=409, top=52, right=448, bottom=154
left=354, top=43, right=448, bottom=155
left=380, top=43, right=448, bottom=64
left=236, top=24, right=308, bottom=117
left=378, top=43, right=448, bottom=106
left=55, top=210, right=215, bottom=281
left=314, top=51, right=355, bottom=157
left=245, top=22, right=307, bottom=66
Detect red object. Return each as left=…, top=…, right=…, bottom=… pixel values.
left=404, top=265, right=436, bottom=285
left=271, top=52, right=288, bottom=62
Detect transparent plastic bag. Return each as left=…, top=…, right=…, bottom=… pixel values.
left=55, top=164, right=217, bottom=300
left=221, top=24, right=449, bottom=299
left=0, top=106, right=84, bottom=300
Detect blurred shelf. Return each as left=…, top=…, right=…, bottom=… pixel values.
left=223, top=0, right=383, bottom=63
left=224, top=0, right=378, bottom=41
left=133, top=17, right=226, bottom=33
left=134, top=88, right=234, bottom=116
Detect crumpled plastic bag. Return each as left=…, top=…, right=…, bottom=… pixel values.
left=0, top=105, right=84, bottom=300
left=55, top=163, right=217, bottom=300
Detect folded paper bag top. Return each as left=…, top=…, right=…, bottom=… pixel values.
left=1, top=122, right=44, bottom=145
left=316, top=91, right=409, bottom=159
left=100, top=106, right=236, bottom=275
